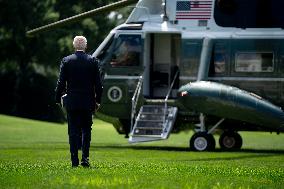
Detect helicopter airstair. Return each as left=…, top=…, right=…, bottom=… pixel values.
left=129, top=72, right=179, bottom=143
left=129, top=105, right=178, bottom=143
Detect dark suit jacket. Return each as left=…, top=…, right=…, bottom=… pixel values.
left=55, top=51, right=103, bottom=111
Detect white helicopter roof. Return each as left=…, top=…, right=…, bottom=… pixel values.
left=123, top=0, right=284, bottom=39
left=94, top=0, right=284, bottom=57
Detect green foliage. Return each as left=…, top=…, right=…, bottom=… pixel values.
left=0, top=115, right=284, bottom=189
left=0, top=0, right=124, bottom=121
left=0, top=63, right=65, bottom=122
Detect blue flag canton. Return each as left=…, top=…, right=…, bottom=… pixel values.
left=176, top=1, right=191, bottom=11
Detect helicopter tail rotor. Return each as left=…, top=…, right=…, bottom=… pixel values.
left=26, top=0, right=138, bottom=37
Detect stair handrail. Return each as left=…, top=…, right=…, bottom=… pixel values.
left=163, top=70, right=179, bottom=126
left=131, top=76, right=143, bottom=131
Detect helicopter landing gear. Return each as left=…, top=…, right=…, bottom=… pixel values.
left=190, top=132, right=215, bottom=151
left=190, top=115, right=225, bottom=151
left=219, top=131, right=242, bottom=150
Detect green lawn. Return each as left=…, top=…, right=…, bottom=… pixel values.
left=0, top=114, right=283, bottom=189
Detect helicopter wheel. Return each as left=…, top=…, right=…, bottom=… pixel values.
left=219, top=131, right=242, bottom=150
left=190, top=132, right=216, bottom=151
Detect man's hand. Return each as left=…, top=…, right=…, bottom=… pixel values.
left=56, top=102, right=62, bottom=107
left=95, top=103, right=101, bottom=112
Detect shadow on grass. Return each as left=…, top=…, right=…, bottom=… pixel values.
left=91, top=145, right=284, bottom=162
left=92, top=145, right=284, bottom=154
left=186, top=153, right=278, bottom=162
left=3, top=142, right=284, bottom=163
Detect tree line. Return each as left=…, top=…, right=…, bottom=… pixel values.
left=0, top=0, right=128, bottom=122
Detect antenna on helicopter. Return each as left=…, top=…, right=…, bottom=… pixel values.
left=26, top=0, right=138, bottom=37
left=162, top=0, right=169, bottom=21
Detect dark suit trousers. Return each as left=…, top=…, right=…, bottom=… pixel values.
left=67, top=110, right=93, bottom=163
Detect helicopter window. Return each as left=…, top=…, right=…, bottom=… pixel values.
left=182, top=41, right=201, bottom=76
left=110, top=35, right=142, bottom=67
left=214, top=0, right=284, bottom=28
left=235, top=52, right=274, bottom=72
left=96, top=34, right=115, bottom=61
left=214, top=53, right=226, bottom=73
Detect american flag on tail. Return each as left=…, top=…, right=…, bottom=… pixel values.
left=176, top=0, right=213, bottom=20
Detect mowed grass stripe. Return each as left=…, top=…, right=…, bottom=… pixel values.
left=0, top=114, right=284, bottom=189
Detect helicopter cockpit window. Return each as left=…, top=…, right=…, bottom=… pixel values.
left=110, top=35, right=142, bottom=67
left=235, top=52, right=274, bottom=72
left=96, top=34, right=115, bottom=61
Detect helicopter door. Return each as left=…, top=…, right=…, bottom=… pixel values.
left=145, top=33, right=180, bottom=98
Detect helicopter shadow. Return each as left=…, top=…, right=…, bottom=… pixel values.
left=91, top=145, right=284, bottom=162
left=92, top=144, right=284, bottom=154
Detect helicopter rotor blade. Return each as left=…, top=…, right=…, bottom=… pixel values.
left=26, top=0, right=137, bottom=37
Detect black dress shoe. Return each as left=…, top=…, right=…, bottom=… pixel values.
left=71, top=155, right=79, bottom=168
left=72, top=159, right=79, bottom=167
left=71, top=158, right=79, bottom=167
left=72, top=163, right=79, bottom=168
left=81, top=158, right=90, bottom=167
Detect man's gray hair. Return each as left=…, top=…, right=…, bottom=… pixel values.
left=73, top=36, right=87, bottom=51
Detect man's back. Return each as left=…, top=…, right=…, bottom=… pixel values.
left=55, top=51, right=102, bottom=111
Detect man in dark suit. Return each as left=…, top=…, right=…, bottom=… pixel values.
left=55, top=36, right=103, bottom=167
